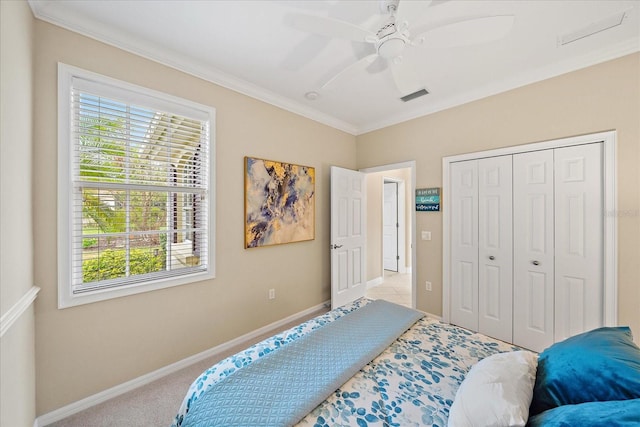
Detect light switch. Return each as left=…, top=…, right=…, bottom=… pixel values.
left=421, top=231, right=432, bottom=241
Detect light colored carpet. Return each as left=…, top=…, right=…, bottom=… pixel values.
left=47, top=307, right=329, bottom=427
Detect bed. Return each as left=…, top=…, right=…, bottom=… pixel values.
left=172, top=298, right=640, bottom=427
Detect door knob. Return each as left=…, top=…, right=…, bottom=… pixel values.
left=489, top=256, right=495, bottom=260
left=532, top=260, right=540, bottom=266
left=332, top=244, right=343, bottom=249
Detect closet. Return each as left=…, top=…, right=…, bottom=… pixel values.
left=447, top=140, right=606, bottom=352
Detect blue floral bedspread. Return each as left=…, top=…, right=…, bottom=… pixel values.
left=172, top=299, right=518, bottom=427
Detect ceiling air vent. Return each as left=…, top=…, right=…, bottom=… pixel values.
left=400, top=88, right=429, bottom=102
left=558, top=10, right=629, bottom=46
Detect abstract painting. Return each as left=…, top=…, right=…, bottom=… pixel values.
left=244, top=157, right=315, bottom=248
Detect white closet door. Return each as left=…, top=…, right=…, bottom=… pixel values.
left=478, top=156, right=513, bottom=342
left=513, top=150, right=555, bottom=352
left=554, top=143, right=604, bottom=342
left=450, top=160, right=479, bottom=331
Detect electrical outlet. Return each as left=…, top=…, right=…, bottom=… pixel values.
left=268, top=289, right=276, bottom=300
left=425, top=281, right=432, bottom=291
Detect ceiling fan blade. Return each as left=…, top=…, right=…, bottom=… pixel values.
left=390, top=59, right=424, bottom=96
left=396, top=0, right=432, bottom=24
left=285, top=13, right=376, bottom=43
left=321, top=54, right=378, bottom=91
left=281, top=34, right=330, bottom=71
left=366, top=55, right=389, bottom=74
left=412, top=15, right=515, bottom=49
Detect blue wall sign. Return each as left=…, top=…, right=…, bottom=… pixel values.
left=416, top=188, right=440, bottom=211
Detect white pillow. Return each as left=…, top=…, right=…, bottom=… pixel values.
left=447, top=351, right=538, bottom=427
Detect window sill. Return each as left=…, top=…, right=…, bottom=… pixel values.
left=58, top=268, right=214, bottom=309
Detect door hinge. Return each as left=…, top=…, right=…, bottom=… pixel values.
left=396, top=255, right=400, bottom=260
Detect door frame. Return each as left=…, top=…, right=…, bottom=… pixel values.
left=361, top=161, right=416, bottom=309
left=442, top=130, right=617, bottom=326
left=383, top=178, right=407, bottom=274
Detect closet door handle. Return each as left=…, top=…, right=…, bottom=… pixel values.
left=532, top=260, right=540, bottom=266
left=489, top=256, right=495, bottom=260
left=332, top=244, right=343, bottom=250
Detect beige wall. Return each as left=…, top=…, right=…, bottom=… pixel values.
left=0, top=1, right=37, bottom=426
left=32, top=21, right=356, bottom=414
left=365, top=169, right=412, bottom=280
left=356, top=53, right=640, bottom=341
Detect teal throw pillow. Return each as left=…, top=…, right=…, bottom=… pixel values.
left=528, top=326, right=640, bottom=416
left=527, top=399, right=640, bottom=427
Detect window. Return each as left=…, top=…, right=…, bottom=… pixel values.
left=58, top=63, right=215, bottom=308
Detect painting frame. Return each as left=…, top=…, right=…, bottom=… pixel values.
left=244, top=156, right=316, bottom=248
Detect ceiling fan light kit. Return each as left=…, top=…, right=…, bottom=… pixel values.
left=378, top=37, right=407, bottom=59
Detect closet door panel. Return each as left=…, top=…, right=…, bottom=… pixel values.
left=554, top=143, right=603, bottom=342
left=513, top=150, right=555, bottom=352
left=478, top=156, right=513, bottom=342
left=450, top=160, right=479, bottom=331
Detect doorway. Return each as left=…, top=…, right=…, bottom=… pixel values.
left=360, top=161, right=416, bottom=309
left=383, top=178, right=407, bottom=273
left=383, top=181, right=399, bottom=272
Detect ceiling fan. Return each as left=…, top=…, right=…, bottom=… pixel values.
left=287, top=0, right=515, bottom=98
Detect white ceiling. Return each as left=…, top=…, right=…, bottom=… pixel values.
left=29, top=0, right=640, bottom=135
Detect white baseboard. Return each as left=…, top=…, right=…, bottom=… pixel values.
left=366, top=276, right=384, bottom=289
left=424, top=311, right=442, bottom=321
left=35, top=300, right=330, bottom=427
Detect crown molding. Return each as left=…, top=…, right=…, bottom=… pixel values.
left=28, top=1, right=359, bottom=136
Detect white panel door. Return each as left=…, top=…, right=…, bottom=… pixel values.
left=554, top=143, right=604, bottom=342
left=478, top=156, right=513, bottom=342
left=450, top=160, right=479, bottom=331
left=331, top=166, right=367, bottom=309
left=513, top=150, right=555, bottom=352
left=383, top=182, right=399, bottom=272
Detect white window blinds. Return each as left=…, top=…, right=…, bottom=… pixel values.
left=58, top=64, right=215, bottom=307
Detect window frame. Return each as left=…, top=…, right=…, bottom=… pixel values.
left=57, top=63, right=216, bottom=309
